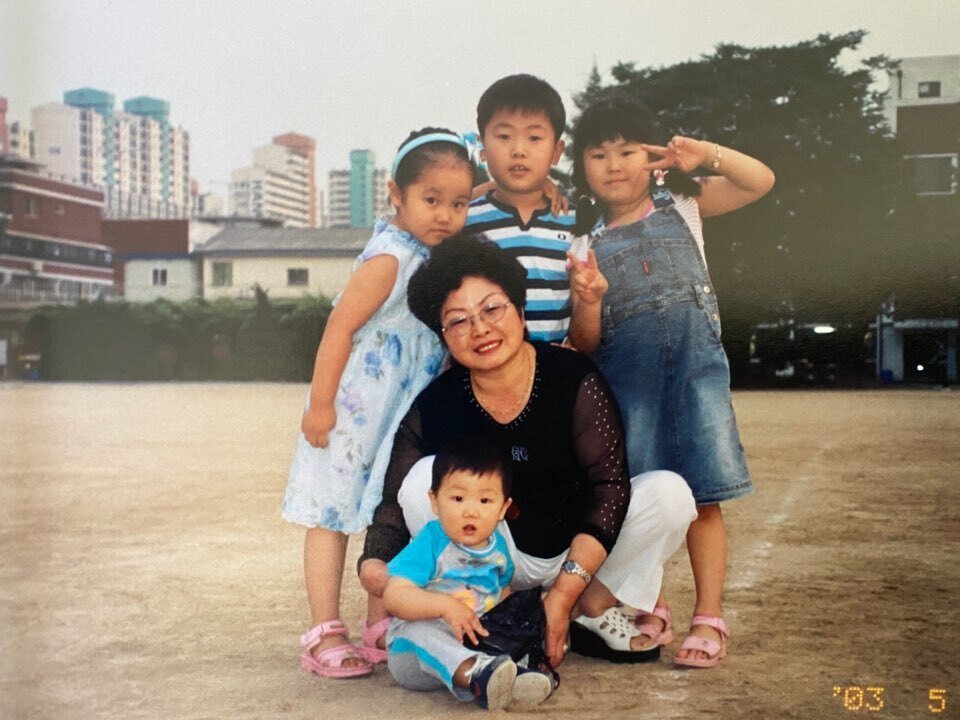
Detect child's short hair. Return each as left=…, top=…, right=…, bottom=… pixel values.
left=476, top=74, right=566, bottom=141
left=431, top=434, right=512, bottom=497
left=393, top=127, right=473, bottom=191
left=571, top=96, right=701, bottom=234
left=571, top=97, right=662, bottom=178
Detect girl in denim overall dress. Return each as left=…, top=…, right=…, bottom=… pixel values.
left=569, top=97, right=775, bottom=668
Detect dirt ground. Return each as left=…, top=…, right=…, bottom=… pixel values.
left=1, top=383, right=958, bottom=720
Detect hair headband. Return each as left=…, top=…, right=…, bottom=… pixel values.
left=390, top=132, right=483, bottom=178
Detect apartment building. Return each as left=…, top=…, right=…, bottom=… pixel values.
left=274, top=132, right=317, bottom=227
left=230, top=133, right=315, bottom=228
left=326, top=169, right=351, bottom=228
left=0, top=97, right=8, bottom=154
left=29, top=88, right=190, bottom=219
left=325, top=152, right=389, bottom=228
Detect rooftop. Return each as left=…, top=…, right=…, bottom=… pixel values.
left=195, top=225, right=372, bottom=257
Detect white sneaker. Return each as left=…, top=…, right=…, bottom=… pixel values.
left=511, top=667, right=555, bottom=706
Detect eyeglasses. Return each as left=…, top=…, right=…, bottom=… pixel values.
left=441, top=301, right=512, bottom=336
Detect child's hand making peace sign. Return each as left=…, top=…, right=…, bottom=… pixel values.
left=641, top=136, right=715, bottom=174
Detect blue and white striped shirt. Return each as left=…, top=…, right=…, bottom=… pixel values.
left=466, top=192, right=577, bottom=344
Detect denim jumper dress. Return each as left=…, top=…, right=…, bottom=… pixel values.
left=590, top=193, right=753, bottom=505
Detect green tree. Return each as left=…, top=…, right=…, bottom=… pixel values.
left=572, top=32, right=909, bottom=325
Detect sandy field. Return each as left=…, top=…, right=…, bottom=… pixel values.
left=1, top=383, right=958, bottom=720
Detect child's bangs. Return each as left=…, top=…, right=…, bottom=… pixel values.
left=577, top=102, right=659, bottom=149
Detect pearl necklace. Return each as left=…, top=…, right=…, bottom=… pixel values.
left=470, top=346, right=535, bottom=418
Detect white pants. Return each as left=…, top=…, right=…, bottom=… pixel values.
left=397, top=457, right=697, bottom=612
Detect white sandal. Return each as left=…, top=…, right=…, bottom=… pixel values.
left=569, top=606, right=661, bottom=663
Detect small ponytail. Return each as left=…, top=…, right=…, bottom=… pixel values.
left=574, top=195, right=601, bottom=236
left=660, top=169, right=702, bottom=198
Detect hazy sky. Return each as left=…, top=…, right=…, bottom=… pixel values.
left=2, top=0, right=958, bottom=203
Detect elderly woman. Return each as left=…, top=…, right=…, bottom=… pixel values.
left=358, top=235, right=696, bottom=669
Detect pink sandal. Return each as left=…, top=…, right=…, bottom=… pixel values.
left=674, top=615, right=728, bottom=669
left=360, top=616, right=391, bottom=664
left=634, top=605, right=674, bottom=649
left=300, top=619, right=372, bottom=678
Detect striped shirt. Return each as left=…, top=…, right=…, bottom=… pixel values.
left=466, top=192, right=577, bottom=343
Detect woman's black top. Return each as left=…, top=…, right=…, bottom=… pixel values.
left=361, top=343, right=631, bottom=563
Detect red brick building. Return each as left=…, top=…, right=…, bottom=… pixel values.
left=0, top=157, right=113, bottom=306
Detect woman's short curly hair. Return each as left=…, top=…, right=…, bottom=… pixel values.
left=407, top=234, right=527, bottom=340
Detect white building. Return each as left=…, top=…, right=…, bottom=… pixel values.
left=884, top=55, right=960, bottom=134
left=229, top=136, right=314, bottom=228
left=29, top=89, right=190, bottom=219
left=326, top=169, right=351, bottom=228
left=373, top=167, right=391, bottom=218
left=31, top=102, right=108, bottom=186
left=107, top=97, right=190, bottom=219
left=192, top=191, right=224, bottom=218
left=325, top=163, right=390, bottom=229
left=875, top=55, right=960, bottom=385
left=195, top=224, right=371, bottom=300
left=123, top=256, right=198, bottom=302
left=7, top=121, right=33, bottom=160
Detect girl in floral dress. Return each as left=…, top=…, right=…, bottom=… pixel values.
left=282, top=128, right=475, bottom=679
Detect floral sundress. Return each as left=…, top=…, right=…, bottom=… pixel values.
left=282, top=219, right=445, bottom=532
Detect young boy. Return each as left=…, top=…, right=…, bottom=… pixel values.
left=382, top=435, right=555, bottom=710
left=468, top=74, right=601, bottom=349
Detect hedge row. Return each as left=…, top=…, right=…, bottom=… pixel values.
left=25, top=287, right=331, bottom=382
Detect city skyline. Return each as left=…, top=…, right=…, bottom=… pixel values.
left=2, top=0, right=959, bottom=205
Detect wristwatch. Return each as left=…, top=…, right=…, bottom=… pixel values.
left=561, top=560, right=592, bottom=584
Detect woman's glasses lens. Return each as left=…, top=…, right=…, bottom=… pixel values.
left=444, top=302, right=510, bottom=336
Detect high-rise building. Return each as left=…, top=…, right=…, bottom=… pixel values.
left=316, top=188, right=327, bottom=229
left=190, top=178, right=224, bottom=218
left=273, top=133, right=317, bottom=227
left=350, top=149, right=375, bottom=227
left=3, top=98, right=33, bottom=160
left=325, top=151, right=389, bottom=229
left=373, top=167, right=391, bottom=218
left=32, top=100, right=107, bottom=186
left=229, top=133, right=316, bottom=228
left=29, top=88, right=190, bottom=218
left=7, top=121, right=33, bottom=160
left=61, top=88, right=113, bottom=186
left=327, top=169, right=351, bottom=228
left=0, top=97, right=8, bottom=154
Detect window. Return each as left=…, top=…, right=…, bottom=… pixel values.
left=906, top=154, right=958, bottom=195
left=211, top=261, right=233, bottom=287
left=152, top=268, right=168, bottom=286
left=918, top=81, right=941, bottom=98
left=25, top=196, right=39, bottom=217
left=287, top=268, right=308, bottom=286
